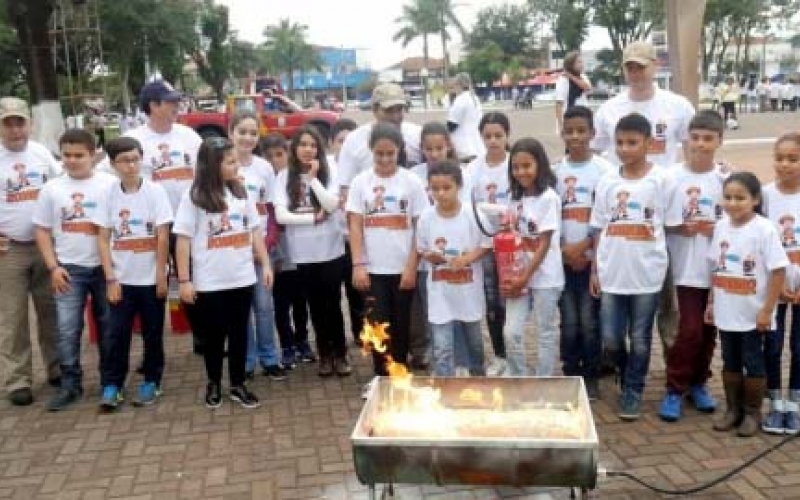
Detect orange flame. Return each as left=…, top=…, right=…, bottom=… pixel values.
left=459, top=388, right=483, bottom=405
left=359, top=320, right=390, bottom=354
left=492, top=387, right=504, bottom=411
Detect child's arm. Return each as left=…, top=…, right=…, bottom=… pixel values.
left=34, top=226, right=71, bottom=294
left=758, top=267, right=786, bottom=331
left=589, top=229, right=602, bottom=298
left=348, top=212, right=370, bottom=291
left=450, top=247, right=490, bottom=270
left=502, top=230, right=553, bottom=297
left=562, top=237, right=592, bottom=271
left=704, top=289, right=715, bottom=325
left=265, top=203, right=280, bottom=250
left=400, top=217, right=420, bottom=290
left=97, top=226, right=121, bottom=304
left=155, top=225, right=169, bottom=298
left=175, top=235, right=195, bottom=304
left=251, top=226, right=273, bottom=289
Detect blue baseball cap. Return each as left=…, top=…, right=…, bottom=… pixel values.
left=140, top=80, right=183, bottom=108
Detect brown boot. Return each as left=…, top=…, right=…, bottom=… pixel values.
left=738, top=376, right=765, bottom=437
left=714, top=371, right=744, bottom=431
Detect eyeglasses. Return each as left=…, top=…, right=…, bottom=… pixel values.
left=205, top=137, right=231, bottom=150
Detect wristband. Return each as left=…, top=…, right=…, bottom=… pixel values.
left=178, top=278, right=191, bottom=284
left=353, top=262, right=368, bottom=268
left=106, top=278, right=118, bottom=284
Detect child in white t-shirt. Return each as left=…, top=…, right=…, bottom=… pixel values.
left=465, top=112, right=512, bottom=375
left=659, top=111, right=727, bottom=423
left=417, top=160, right=491, bottom=376
left=590, top=113, right=679, bottom=421
left=347, top=123, right=428, bottom=376
left=761, top=132, right=800, bottom=435
left=499, top=138, right=564, bottom=377
left=554, top=105, right=612, bottom=399
left=33, top=129, right=117, bottom=411
left=173, top=137, right=272, bottom=410
left=706, top=172, right=788, bottom=437
left=95, top=137, right=172, bottom=410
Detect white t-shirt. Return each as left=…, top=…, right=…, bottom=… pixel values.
left=417, top=204, right=492, bottom=324
left=346, top=168, right=428, bottom=274
left=511, top=188, right=564, bottom=289
left=591, top=88, right=695, bottom=168
left=554, top=73, right=592, bottom=112
left=238, top=156, right=275, bottom=232
left=93, top=178, right=173, bottom=285
left=763, top=183, right=800, bottom=277
left=32, top=172, right=117, bottom=267
left=590, top=166, right=678, bottom=294
left=336, top=122, right=423, bottom=188
left=709, top=215, right=789, bottom=331
left=769, top=82, right=782, bottom=99
left=447, top=91, right=486, bottom=160
left=272, top=167, right=344, bottom=264
left=0, top=141, right=62, bottom=241
left=554, top=155, right=613, bottom=251
left=665, top=164, right=726, bottom=288
left=465, top=154, right=511, bottom=205
left=172, top=188, right=259, bottom=292
left=125, top=123, right=202, bottom=213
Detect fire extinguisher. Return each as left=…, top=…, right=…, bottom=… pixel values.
left=472, top=198, right=525, bottom=298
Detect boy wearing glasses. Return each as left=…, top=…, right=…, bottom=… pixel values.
left=94, top=137, right=172, bottom=410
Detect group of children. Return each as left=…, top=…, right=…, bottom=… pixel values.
left=24, top=100, right=800, bottom=439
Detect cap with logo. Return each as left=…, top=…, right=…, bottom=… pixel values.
left=372, top=83, right=407, bottom=109
left=622, top=41, right=657, bottom=66
left=140, top=80, right=183, bottom=108
left=0, top=97, right=31, bottom=121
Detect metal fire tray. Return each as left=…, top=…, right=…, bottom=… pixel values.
left=351, top=376, right=599, bottom=489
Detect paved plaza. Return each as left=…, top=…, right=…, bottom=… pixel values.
left=1, top=108, right=799, bottom=499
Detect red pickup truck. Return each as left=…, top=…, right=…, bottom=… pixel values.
left=177, top=93, right=340, bottom=140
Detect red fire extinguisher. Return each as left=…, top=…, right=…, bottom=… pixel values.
left=472, top=200, right=525, bottom=298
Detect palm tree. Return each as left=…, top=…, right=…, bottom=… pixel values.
left=393, top=0, right=439, bottom=77
left=262, top=19, right=320, bottom=99
left=431, top=0, right=466, bottom=81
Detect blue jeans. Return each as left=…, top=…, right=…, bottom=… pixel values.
left=103, top=285, right=165, bottom=388
left=55, top=264, right=110, bottom=391
left=430, top=320, right=484, bottom=376
left=600, top=292, right=659, bottom=395
left=559, top=267, right=601, bottom=378
left=504, top=288, right=562, bottom=376
left=721, top=329, right=765, bottom=377
left=766, top=303, right=799, bottom=389
left=246, top=264, right=279, bottom=371
left=482, top=253, right=506, bottom=358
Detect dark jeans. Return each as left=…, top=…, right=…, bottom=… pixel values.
left=103, top=285, right=165, bottom=387
left=367, top=274, right=414, bottom=375
left=55, top=264, right=110, bottom=391
left=482, top=252, right=506, bottom=358
left=296, top=256, right=347, bottom=358
left=194, top=286, right=254, bottom=386
left=343, top=242, right=365, bottom=340
left=765, top=303, right=800, bottom=390
left=168, top=229, right=202, bottom=350
left=559, top=267, right=601, bottom=378
left=666, top=286, right=717, bottom=393
left=720, top=329, right=765, bottom=377
left=273, top=269, right=309, bottom=350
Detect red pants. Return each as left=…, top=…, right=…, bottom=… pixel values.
left=666, top=286, right=717, bottom=393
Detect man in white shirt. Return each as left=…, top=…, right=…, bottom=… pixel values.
left=0, top=97, right=62, bottom=406
left=446, top=73, right=485, bottom=163
left=337, top=83, right=422, bottom=195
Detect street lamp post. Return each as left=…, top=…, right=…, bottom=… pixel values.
left=420, top=67, right=429, bottom=110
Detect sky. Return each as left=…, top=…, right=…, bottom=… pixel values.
left=217, top=0, right=611, bottom=70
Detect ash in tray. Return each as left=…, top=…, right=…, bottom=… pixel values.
left=369, top=384, right=583, bottom=440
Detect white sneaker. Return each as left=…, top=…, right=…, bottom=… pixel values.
left=454, top=367, right=470, bottom=377
left=486, top=357, right=507, bottom=377
left=361, top=376, right=378, bottom=400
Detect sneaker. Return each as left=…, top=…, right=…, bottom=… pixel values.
left=619, top=391, right=642, bottom=421
left=297, top=343, right=317, bottom=363
left=361, top=377, right=378, bottom=400
left=688, top=384, right=717, bottom=413
left=133, top=382, right=162, bottom=406
left=47, top=376, right=61, bottom=388
left=762, top=399, right=785, bottom=434
left=100, top=385, right=123, bottom=410
left=281, top=347, right=297, bottom=370
left=486, top=357, right=507, bottom=377
left=230, top=385, right=260, bottom=409
left=205, top=382, right=222, bottom=409
left=245, top=370, right=255, bottom=382
left=784, top=407, right=800, bottom=435
left=8, top=388, right=33, bottom=406
left=46, top=387, right=82, bottom=412
left=584, top=378, right=600, bottom=402
left=318, top=356, right=334, bottom=377
left=262, top=365, right=287, bottom=381
left=455, top=367, right=471, bottom=377
left=334, top=356, right=352, bottom=377
left=658, top=392, right=683, bottom=422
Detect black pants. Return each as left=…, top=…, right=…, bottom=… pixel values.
left=103, top=285, right=165, bottom=387
left=194, top=286, right=254, bottom=386
left=367, top=274, right=414, bottom=375
left=296, top=256, right=347, bottom=358
left=722, top=101, right=737, bottom=122
left=168, top=229, right=202, bottom=350
left=273, top=269, right=309, bottom=349
left=342, top=242, right=365, bottom=339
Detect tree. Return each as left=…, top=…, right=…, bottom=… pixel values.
left=589, top=0, right=664, bottom=69
left=393, top=0, right=438, bottom=78
left=262, top=19, right=320, bottom=99
left=467, top=4, right=534, bottom=66
left=191, top=0, right=234, bottom=101
left=430, top=0, right=465, bottom=80
left=528, top=0, right=590, bottom=53
left=0, top=0, right=23, bottom=96
left=460, top=41, right=505, bottom=86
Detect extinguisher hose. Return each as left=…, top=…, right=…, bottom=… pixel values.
left=471, top=194, right=502, bottom=238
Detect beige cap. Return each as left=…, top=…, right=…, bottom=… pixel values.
left=0, top=97, right=30, bottom=121
left=372, top=83, right=407, bottom=109
left=622, top=41, right=656, bottom=65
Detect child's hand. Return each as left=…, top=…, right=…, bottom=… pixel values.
left=567, top=253, right=591, bottom=272
left=703, top=304, right=714, bottom=325
left=262, top=266, right=274, bottom=289
left=179, top=281, right=196, bottom=304
left=449, top=255, right=470, bottom=270
left=781, top=288, right=796, bottom=303
left=51, top=266, right=71, bottom=295
left=589, top=272, right=601, bottom=298
left=107, top=281, right=122, bottom=304
left=678, top=223, right=699, bottom=238
left=424, top=251, right=447, bottom=266
left=156, top=272, right=168, bottom=299
left=756, top=308, right=773, bottom=332
left=399, top=268, right=416, bottom=290
left=353, top=266, right=370, bottom=291
left=307, top=159, right=320, bottom=178
left=500, top=276, right=527, bottom=298
left=697, top=222, right=715, bottom=238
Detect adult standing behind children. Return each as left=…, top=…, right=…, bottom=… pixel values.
left=0, top=97, right=62, bottom=406
left=554, top=52, right=593, bottom=131
left=446, top=73, right=485, bottom=164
